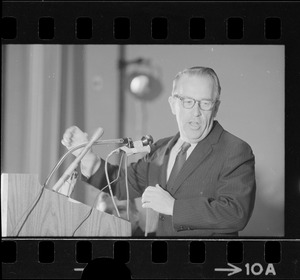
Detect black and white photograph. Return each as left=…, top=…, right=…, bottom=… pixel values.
left=2, top=44, right=284, bottom=238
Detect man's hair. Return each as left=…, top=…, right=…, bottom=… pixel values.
left=172, top=66, right=221, bottom=99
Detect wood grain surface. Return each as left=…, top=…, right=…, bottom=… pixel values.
left=2, top=173, right=131, bottom=236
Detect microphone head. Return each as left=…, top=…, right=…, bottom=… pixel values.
left=90, top=127, right=104, bottom=143
left=141, top=135, right=154, bottom=146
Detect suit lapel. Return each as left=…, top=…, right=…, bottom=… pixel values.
left=169, top=139, right=212, bottom=195
left=169, top=121, right=223, bottom=195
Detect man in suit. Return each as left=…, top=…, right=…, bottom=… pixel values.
left=62, top=66, right=256, bottom=236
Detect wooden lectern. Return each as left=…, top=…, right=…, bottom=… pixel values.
left=1, top=173, right=131, bottom=237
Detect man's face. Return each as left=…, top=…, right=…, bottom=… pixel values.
left=168, top=75, right=220, bottom=143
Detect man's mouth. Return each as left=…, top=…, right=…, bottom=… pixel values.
left=189, top=121, right=201, bottom=129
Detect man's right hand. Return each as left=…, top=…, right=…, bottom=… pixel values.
left=61, top=126, right=89, bottom=156
left=61, top=126, right=101, bottom=177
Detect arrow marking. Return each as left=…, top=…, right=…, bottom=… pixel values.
left=215, top=263, right=242, bottom=276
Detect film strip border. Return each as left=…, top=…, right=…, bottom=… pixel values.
left=2, top=13, right=283, bottom=42
left=2, top=2, right=297, bottom=43
left=2, top=240, right=300, bottom=279
left=3, top=15, right=283, bottom=41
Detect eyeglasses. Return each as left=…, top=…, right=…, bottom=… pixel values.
left=173, top=94, right=217, bottom=111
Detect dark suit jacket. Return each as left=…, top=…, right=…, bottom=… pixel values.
left=87, top=121, right=256, bottom=236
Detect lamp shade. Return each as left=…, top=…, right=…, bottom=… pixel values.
left=126, top=71, right=162, bottom=101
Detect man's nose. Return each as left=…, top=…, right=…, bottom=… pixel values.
left=192, top=102, right=202, bottom=116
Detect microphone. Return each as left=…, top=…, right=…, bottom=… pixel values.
left=52, top=127, right=104, bottom=191
left=119, top=135, right=154, bottom=155
left=127, top=135, right=154, bottom=148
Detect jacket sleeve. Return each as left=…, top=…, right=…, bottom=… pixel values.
left=172, top=141, right=256, bottom=233
left=84, top=137, right=169, bottom=200
left=84, top=157, right=149, bottom=200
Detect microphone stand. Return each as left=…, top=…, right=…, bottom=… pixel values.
left=44, top=138, right=129, bottom=190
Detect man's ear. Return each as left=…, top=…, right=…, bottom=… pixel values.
left=213, top=100, right=221, bottom=118
left=168, top=96, right=176, bottom=115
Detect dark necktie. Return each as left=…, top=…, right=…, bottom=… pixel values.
left=167, top=142, right=191, bottom=188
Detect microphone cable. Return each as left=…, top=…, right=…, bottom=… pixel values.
left=104, top=148, right=131, bottom=221
left=12, top=142, right=88, bottom=236
left=12, top=182, right=47, bottom=237
left=124, top=154, right=130, bottom=221
left=71, top=152, right=126, bottom=236
left=13, top=141, right=113, bottom=236
left=104, top=148, right=122, bottom=217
